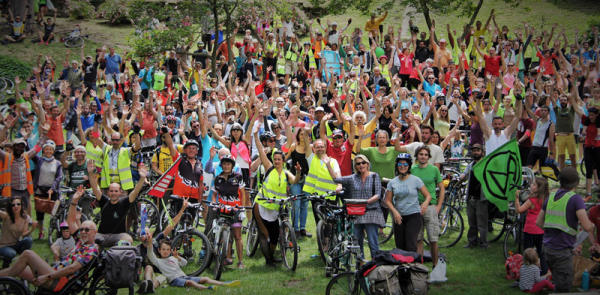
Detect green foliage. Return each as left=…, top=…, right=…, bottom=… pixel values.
left=66, top=0, right=97, bottom=20
left=579, top=19, right=600, bottom=46
left=0, top=55, right=32, bottom=80
left=98, top=0, right=134, bottom=25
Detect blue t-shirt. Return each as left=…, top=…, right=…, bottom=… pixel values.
left=387, top=175, right=424, bottom=216
left=104, top=53, right=122, bottom=75
left=139, top=68, right=153, bottom=90
left=423, top=81, right=442, bottom=97
left=81, top=114, right=95, bottom=132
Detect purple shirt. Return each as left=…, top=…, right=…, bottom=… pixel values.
left=542, top=189, right=586, bottom=250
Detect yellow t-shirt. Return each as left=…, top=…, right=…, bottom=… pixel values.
left=343, top=119, right=377, bottom=150
left=151, top=144, right=184, bottom=173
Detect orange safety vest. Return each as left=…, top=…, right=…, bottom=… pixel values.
left=0, top=153, right=34, bottom=197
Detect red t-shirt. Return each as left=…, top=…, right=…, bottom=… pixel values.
left=588, top=205, right=600, bottom=244
left=399, top=53, right=414, bottom=75
left=46, top=114, right=66, bottom=146
left=582, top=115, right=600, bottom=148
left=326, top=139, right=353, bottom=177
left=517, top=118, right=535, bottom=148
left=484, top=54, right=502, bottom=77
left=536, top=51, right=557, bottom=75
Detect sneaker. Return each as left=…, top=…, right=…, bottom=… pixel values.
left=38, top=231, right=44, bottom=240
left=463, top=242, right=477, bottom=249
left=207, top=285, right=217, bottom=290
left=38, top=41, right=43, bottom=45
left=137, top=280, right=147, bottom=294
left=480, top=243, right=489, bottom=249
left=222, top=280, right=240, bottom=287
left=266, top=260, right=277, bottom=268
left=145, top=280, right=155, bottom=293
left=45, top=41, right=49, bottom=45
left=271, top=256, right=283, bottom=263
left=300, top=229, right=312, bottom=238
left=237, top=261, right=245, bottom=269
left=295, top=231, right=301, bottom=238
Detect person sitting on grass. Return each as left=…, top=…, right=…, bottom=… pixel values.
left=142, top=233, right=241, bottom=290
left=37, top=11, right=56, bottom=45
left=519, top=248, right=554, bottom=293
left=50, top=222, right=77, bottom=264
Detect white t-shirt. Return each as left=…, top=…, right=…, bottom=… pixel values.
left=403, top=142, right=444, bottom=166
left=447, top=99, right=467, bottom=124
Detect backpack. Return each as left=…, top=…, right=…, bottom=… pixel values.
left=105, top=246, right=141, bottom=289
left=399, top=263, right=429, bottom=295
left=505, top=253, right=523, bottom=280
left=366, top=265, right=402, bottom=295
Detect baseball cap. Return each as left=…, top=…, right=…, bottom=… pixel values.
left=227, top=108, right=236, bottom=114
left=315, top=106, right=325, bottom=112
left=332, top=21, right=338, bottom=26
left=13, top=138, right=26, bottom=147
left=332, top=129, right=344, bottom=138
left=439, top=38, right=447, bottom=43
left=471, top=143, right=484, bottom=150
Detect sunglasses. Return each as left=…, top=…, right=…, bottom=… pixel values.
left=12, top=203, right=21, bottom=207
left=332, top=136, right=343, bottom=139
left=192, top=124, right=200, bottom=128
left=80, top=227, right=94, bottom=232
left=508, top=64, right=515, bottom=67
left=277, top=101, right=284, bottom=103
left=440, top=109, right=448, bottom=112
left=355, top=161, right=367, bottom=166
left=428, top=78, right=435, bottom=80
left=397, top=163, right=409, bottom=167
left=267, top=139, right=275, bottom=142
left=272, top=126, right=281, bottom=130
left=232, top=129, right=242, bottom=132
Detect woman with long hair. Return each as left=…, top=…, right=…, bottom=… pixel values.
left=210, top=116, right=256, bottom=186
left=285, top=127, right=312, bottom=237
left=0, top=198, right=35, bottom=268
left=514, top=177, right=549, bottom=275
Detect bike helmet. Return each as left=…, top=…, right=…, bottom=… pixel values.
left=183, top=139, right=199, bottom=149
left=220, top=154, right=236, bottom=165
left=303, top=41, right=311, bottom=46
left=259, top=131, right=276, bottom=143
left=395, top=153, right=413, bottom=172
left=165, top=115, right=177, bottom=123
left=59, top=221, right=69, bottom=230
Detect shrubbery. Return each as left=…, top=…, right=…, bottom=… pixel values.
left=66, top=0, right=96, bottom=20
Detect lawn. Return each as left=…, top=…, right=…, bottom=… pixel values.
left=4, top=0, right=600, bottom=294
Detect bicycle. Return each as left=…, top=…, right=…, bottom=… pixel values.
left=59, top=29, right=88, bottom=48
left=503, top=183, right=531, bottom=259
left=203, top=201, right=251, bottom=280
left=424, top=203, right=465, bottom=248
left=92, top=194, right=160, bottom=242
left=47, top=186, right=91, bottom=246
left=255, top=196, right=299, bottom=271
left=316, top=196, right=366, bottom=277
left=169, top=196, right=212, bottom=277
left=325, top=270, right=368, bottom=295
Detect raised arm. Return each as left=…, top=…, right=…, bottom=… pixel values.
left=87, top=159, right=103, bottom=201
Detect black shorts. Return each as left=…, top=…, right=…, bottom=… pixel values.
left=526, top=146, right=548, bottom=167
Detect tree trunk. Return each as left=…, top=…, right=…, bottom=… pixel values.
left=461, top=0, right=484, bottom=39
left=210, top=3, right=219, bottom=79
left=11, top=0, right=33, bottom=19
left=420, top=0, right=432, bottom=30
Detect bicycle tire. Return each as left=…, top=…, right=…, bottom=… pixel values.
left=487, top=205, right=507, bottom=243
left=65, top=36, right=84, bottom=48
left=316, top=220, right=327, bottom=264
left=281, top=221, right=298, bottom=271
left=129, top=198, right=159, bottom=239
left=437, top=203, right=465, bottom=248
left=245, top=218, right=259, bottom=257
left=503, top=222, right=523, bottom=259
left=368, top=214, right=393, bottom=245
left=47, top=217, right=60, bottom=246
left=325, top=272, right=364, bottom=295
left=0, top=78, right=6, bottom=92
left=214, top=228, right=229, bottom=280
left=90, top=273, right=118, bottom=295
left=0, top=276, right=29, bottom=295
left=580, top=159, right=586, bottom=178
left=1, top=78, right=13, bottom=92
left=171, top=229, right=212, bottom=276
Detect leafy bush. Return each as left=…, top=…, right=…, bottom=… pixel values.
left=99, top=0, right=134, bottom=25
left=66, top=0, right=96, bottom=20
left=0, top=56, right=32, bottom=80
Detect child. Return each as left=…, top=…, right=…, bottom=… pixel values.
left=519, top=248, right=554, bottom=293
left=143, top=237, right=240, bottom=290
left=51, top=222, right=76, bottom=263
left=514, top=177, right=548, bottom=275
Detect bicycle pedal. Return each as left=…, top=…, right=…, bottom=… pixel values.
left=297, top=246, right=301, bottom=253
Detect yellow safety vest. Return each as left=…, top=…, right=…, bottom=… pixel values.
left=100, top=147, right=134, bottom=190
left=544, top=191, right=578, bottom=236
left=285, top=43, right=299, bottom=62
left=381, top=65, right=391, bottom=84
left=312, top=122, right=334, bottom=141
left=277, top=58, right=286, bottom=75
left=86, top=141, right=103, bottom=169
left=301, top=47, right=316, bottom=69
left=266, top=41, right=278, bottom=55
left=303, top=156, right=338, bottom=200
left=256, top=168, right=288, bottom=211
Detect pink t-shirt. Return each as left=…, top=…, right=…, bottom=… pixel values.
left=399, top=53, right=414, bottom=75
left=524, top=197, right=545, bottom=235
left=502, top=73, right=516, bottom=95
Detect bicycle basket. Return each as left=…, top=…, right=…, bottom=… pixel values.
left=344, top=199, right=368, bottom=216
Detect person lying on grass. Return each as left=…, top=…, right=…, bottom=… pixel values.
left=142, top=232, right=240, bottom=290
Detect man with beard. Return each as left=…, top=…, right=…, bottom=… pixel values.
left=88, top=158, right=147, bottom=247
left=523, top=102, right=555, bottom=171
left=395, top=125, right=444, bottom=170
left=551, top=93, right=584, bottom=170
left=474, top=82, right=523, bottom=154
left=460, top=143, right=489, bottom=248
left=311, top=106, right=338, bottom=141
left=45, top=101, right=69, bottom=158
left=60, top=145, right=93, bottom=218
left=78, top=103, right=95, bottom=132
left=0, top=185, right=99, bottom=292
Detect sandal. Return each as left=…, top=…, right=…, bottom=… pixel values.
left=224, top=258, right=233, bottom=266
left=237, top=262, right=245, bottom=269
left=378, top=232, right=387, bottom=238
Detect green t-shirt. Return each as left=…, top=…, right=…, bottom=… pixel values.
left=360, top=147, right=401, bottom=180
left=410, top=164, right=442, bottom=204
left=553, top=105, right=575, bottom=133
left=67, top=161, right=89, bottom=189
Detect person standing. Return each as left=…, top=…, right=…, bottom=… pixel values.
left=323, top=154, right=385, bottom=259
left=536, top=167, right=596, bottom=292
left=385, top=154, right=431, bottom=252
left=411, top=146, right=444, bottom=267
left=32, top=140, right=63, bottom=240
left=461, top=143, right=489, bottom=248
left=104, top=46, right=122, bottom=82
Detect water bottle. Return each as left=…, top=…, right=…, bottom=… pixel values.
left=140, top=203, right=147, bottom=236
left=582, top=269, right=590, bottom=291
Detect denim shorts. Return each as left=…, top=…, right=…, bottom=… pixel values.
left=170, top=276, right=203, bottom=287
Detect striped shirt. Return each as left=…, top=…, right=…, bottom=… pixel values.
left=519, top=264, right=543, bottom=291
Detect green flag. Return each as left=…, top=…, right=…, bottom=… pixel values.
left=473, top=139, right=522, bottom=212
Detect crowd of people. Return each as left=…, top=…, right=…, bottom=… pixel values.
left=0, top=3, right=600, bottom=293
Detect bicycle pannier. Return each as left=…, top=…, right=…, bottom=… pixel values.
left=367, top=265, right=402, bottom=295
left=105, top=246, right=141, bottom=289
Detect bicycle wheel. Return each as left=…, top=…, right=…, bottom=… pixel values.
left=369, top=213, right=393, bottom=245
left=437, top=203, right=464, bottom=248
left=65, top=36, right=84, bottom=48
left=316, top=220, right=327, bottom=264
left=281, top=221, right=298, bottom=271
left=171, top=229, right=212, bottom=276
left=2, top=78, right=13, bottom=92
left=503, top=222, right=523, bottom=259
left=129, top=199, right=159, bottom=239
left=487, top=204, right=507, bottom=243
left=0, top=78, right=6, bottom=92
left=214, top=228, right=229, bottom=280
left=245, top=218, right=259, bottom=257
left=325, top=272, right=364, bottom=295
left=90, top=273, right=118, bottom=295
left=580, top=158, right=586, bottom=178
left=47, top=217, right=60, bottom=246
left=0, top=277, right=28, bottom=295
